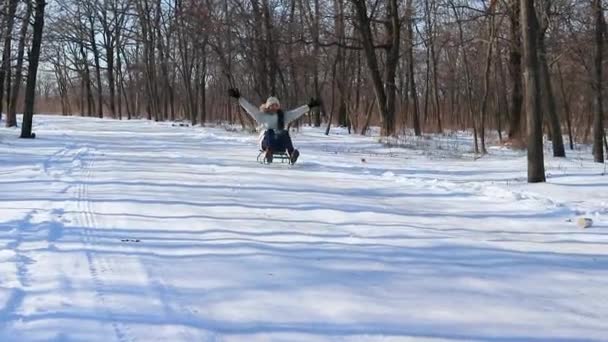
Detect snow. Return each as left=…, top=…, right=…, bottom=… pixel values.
left=1, top=115, right=607, bottom=341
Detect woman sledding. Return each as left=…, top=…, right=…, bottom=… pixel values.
left=228, top=88, right=320, bottom=164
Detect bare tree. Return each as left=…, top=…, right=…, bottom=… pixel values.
left=351, top=0, right=400, bottom=136
left=406, top=0, right=421, bottom=136
left=479, top=4, right=499, bottom=154
left=6, top=0, right=33, bottom=127
left=20, top=0, right=46, bottom=139
left=538, top=0, right=565, bottom=157
left=521, top=0, right=546, bottom=182
left=592, top=0, right=605, bottom=163
left=0, top=0, right=19, bottom=122
left=508, top=0, right=524, bottom=143
left=451, top=1, right=479, bottom=153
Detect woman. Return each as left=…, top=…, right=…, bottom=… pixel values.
left=228, top=88, right=320, bottom=164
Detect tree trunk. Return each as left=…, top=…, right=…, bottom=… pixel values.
left=479, top=14, right=497, bottom=154
left=251, top=0, right=269, bottom=98
left=201, top=47, right=207, bottom=125
left=325, top=66, right=335, bottom=136
left=556, top=62, right=574, bottom=150
left=261, top=0, right=278, bottom=95
left=538, top=38, right=565, bottom=157
left=0, top=0, right=19, bottom=122
left=21, top=0, right=46, bottom=139
left=116, top=27, right=123, bottom=120
left=334, top=0, right=348, bottom=129
left=521, top=0, right=546, bottom=182
left=152, top=0, right=162, bottom=121
left=312, top=0, right=322, bottom=127
left=351, top=0, right=387, bottom=127
left=451, top=3, right=478, bottom=153
left=428, top=0, right=441, bottom=132
left=495, top=51, right=509, bottom=142
left=107, top=44, right=117, bottom=118
left=88, top=16, right=103, bottom=119
left=350, top=0, right=398, bottom=136
left=79, top=42, right=94, bottom=117
left=156, top=18, right=170, bottom=121
left=508, top=0, right=524, bottom=142
left=407, top=0, right=421, bottom=136
left=383, top=0, right=400, bottom=136
left=360, top=98, right=376, bottom=135
left=6, top=0, right=33, bottom=127
left=593, top=0, right=605, bottom=163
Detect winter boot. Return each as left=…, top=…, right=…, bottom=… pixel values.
left=289, top=149, right=300, bottom=165
left=264, top=149, right=273, bottom=163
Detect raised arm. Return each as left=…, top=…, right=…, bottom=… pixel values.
left=284, top=105, right=310, bottom=124
left=284, top=98, right=321, bottom=124
left=238, top=97, right=265, bottom=124
left=228, top=88, right=264, bottom=124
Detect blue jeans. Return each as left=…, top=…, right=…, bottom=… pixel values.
left=261, top=129, right=295, bottom=153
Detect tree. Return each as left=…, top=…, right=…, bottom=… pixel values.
left=479, top=6, right=499, bottom=154
left=21, top=0, right=47, bottom=139
left=538, top=0, right=565, bottom=157
left=405, top=0, right=421, bottom=136
left=6, top=0, right=33, bottom=127
left=450, top=0, right=478, bottom=153
left=521, top=0, right=546, bottom=182
left=0, top=0, right=20, bottom=122
left=592, top=0, right=605, bottom=163
left=508, top=0, right=524, bottom=143
left=351, top=0, right=400, bottom=136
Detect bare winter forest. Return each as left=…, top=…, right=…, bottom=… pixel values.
left=0, top=0, right=607, bottom=177
left=3, top=2, right=608, bottom=337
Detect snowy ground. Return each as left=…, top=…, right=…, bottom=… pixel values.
left=1, top=115, right=607, bottom=341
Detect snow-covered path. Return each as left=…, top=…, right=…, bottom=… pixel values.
left=1, top=116, right=607, bottom=341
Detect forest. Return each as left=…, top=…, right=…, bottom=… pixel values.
left=0, top=0, right=606, bottom=179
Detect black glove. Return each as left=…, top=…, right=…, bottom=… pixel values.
left=228, top=88, right=241, bottom=99
left=308, top=98, right=321, bottom=108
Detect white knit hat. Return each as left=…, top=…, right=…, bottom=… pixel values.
left=265, top=96, right=280, bottom=108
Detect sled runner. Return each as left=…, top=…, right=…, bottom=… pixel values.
left=256, top=149, right=293, bottom=164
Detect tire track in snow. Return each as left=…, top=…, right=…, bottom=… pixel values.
left=76, top=149, right=134, bottom=342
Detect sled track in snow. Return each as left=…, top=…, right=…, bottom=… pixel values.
left=75, top=148, right=134, bottom=342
